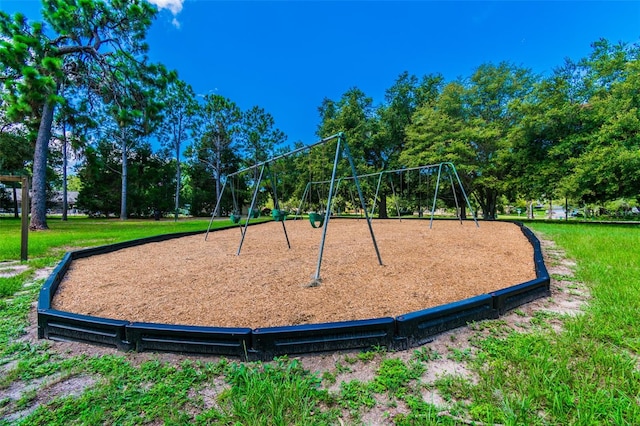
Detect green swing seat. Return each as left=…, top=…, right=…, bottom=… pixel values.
left=271, top=209, right=289, bottom=222
left=309, top=212, right=324, bottom=228
left=229, top=212, right=241, bottom=224
left=231, top=208, right=259, bottom=224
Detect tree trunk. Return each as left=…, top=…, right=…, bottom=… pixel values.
left=215, top=154, right=221, bottom=216
left=62, top=121, right=68, bottom=221
left=378, top=191, right=388, bottom=219
left=120, top=128, right=128, bottom=220
left=30, top=98, right=57, bottom=230
left=479, top=190, right=498, bottom=220
left=174, top=146, right=180, bottom=222
left=213, top=135, right=222, bottom=216
left=527, top=200, right=534, bottom=219
left=12, top=186, right=18, bottom=218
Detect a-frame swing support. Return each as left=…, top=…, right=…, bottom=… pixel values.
left=204, top=132, right=383, bottom=286
left=366, top=163, right=478, bottom=228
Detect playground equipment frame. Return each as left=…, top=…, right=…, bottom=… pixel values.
left=296, top=162, right=479, bottom=228
left=204, top=132, right=383, bottom=285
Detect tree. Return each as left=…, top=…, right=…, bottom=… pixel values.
left=316, top=87, right=376, bottom=175
left=158, top=79, right=197, bottom=221
left=190, top=94, right=242, bottom=215
left=403, top=63, right=536, bottom=219
left=507, top=40, right=640, bottom=213
left=559, top=40, right=640, bottom=204
left=240, top=106, right=286, bottom=167
left=0, top=93, right=32, bottom=217
left=107, top=68, right=167, bottom=220
left=76, top=139, right=121, bottom=217
left=506, top=59, right=589, bottom=217
left=0, top=0, right=158, bottom=229
left=77, top=139, right=175, bottom=218
left=374, top=72, right=444, bottom=170
left=50, top=81, right=94, bottom=221
left=371, top=72, right=444, bottom=217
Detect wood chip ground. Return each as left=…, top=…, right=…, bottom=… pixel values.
left=52, top=219, right=535, bottom=329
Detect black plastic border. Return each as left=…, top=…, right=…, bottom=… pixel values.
left=395, top=294, right=497, bottom=348
left=37, top=220, right=550, bottom=359
left=252, top=317, right=396, bottom=360
left=127, top=322, right=252, bottom=358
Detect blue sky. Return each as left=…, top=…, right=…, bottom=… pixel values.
left=1, top=0, right=639, bottom=148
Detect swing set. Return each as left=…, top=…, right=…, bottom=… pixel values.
left=370, top=162, right=479, bottom=228
left=204, top=132, right=383, bottom=286
left=296, top=162, right=478, bottom=228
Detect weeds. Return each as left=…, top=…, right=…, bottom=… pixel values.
left=412, top=346, right=441, bottom=363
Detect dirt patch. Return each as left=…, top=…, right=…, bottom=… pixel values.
left=51, top=220, right=535, bottom=329
left=0, top=261, right=28, bottom=278
left=1, top=374, right=96, bottom=422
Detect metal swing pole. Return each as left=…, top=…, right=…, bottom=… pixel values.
left=295, top=181, right=312, bottom=221
left=312, top=136, right=343, bottom=284
left=267, top=164, right=291, bottom=249
left=205, top=178, right=228, bottom=241
left=447, top=168, right=463, bottom=225
left=236, top=163, right=266, bottom=255
left=389, top=172, right=402, bottom=221
left=370, top=171, right=384, bottom=217
left=333, top=177, right=346, bottom=216
left=429, top=163, right=445, bottom=229
left=344, top=134, right=383, bottom=265
left=447, top=162, right=479, bottom=228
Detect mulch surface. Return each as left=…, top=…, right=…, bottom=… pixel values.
left=52, top=219, right=535, bottom=329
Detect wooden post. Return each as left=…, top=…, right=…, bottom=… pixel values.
left=1, top=175, right=29, bottom=261
left=21, top=176, right=29, bottom=261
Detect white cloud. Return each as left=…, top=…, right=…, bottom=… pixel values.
left=147, top=0, right=184, bottom=27
left=148, top=0, right=184, bottom=15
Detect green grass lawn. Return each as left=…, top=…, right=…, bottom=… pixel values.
left=0, top=216, right=256, bottom=261
left=0, top=218, right=639, bottom=425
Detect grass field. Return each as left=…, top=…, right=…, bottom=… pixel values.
left=0, top=217, right=639, bottom=425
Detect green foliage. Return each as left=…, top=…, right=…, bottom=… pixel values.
left=0, top=271, right=31, bottom=297
left=339, top=379, right=376, bottom=411
left=240, top=105, right=286, bottom=165
left=76, top=141, right=176, bottom=218
left=217, top=358, right=335, bottom=425
left=370, top=358, right=424, bottom=398
left=0, top=0, right=163, bottom=228
left=403, top=62, right=536, bottom=219
left=412, top=346, right=442, bottom=363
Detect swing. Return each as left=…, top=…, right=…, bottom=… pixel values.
left=272, top=209, right=289, bottom=221
left=302, top=147, right=327, bottom=228
left=229, top=177, right=244, bottom=224
left=230, top=211, right=242, bottom=224
left=309, top=212, right=324, bottom=228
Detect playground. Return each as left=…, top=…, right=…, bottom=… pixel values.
left=51, top=219, right=535, bottom=329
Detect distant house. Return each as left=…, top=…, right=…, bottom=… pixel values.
left=49, top=191, right=80, bottom=214
left=1, top=188, right=79, bottom=214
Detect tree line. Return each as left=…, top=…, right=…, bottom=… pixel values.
left=1, top=0, right=638, bottom=226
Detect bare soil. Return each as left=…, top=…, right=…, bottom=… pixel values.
left=52, top=219, right=535, bottom=329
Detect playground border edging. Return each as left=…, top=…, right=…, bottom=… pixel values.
left=37, top=220, right=550, bottom=360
